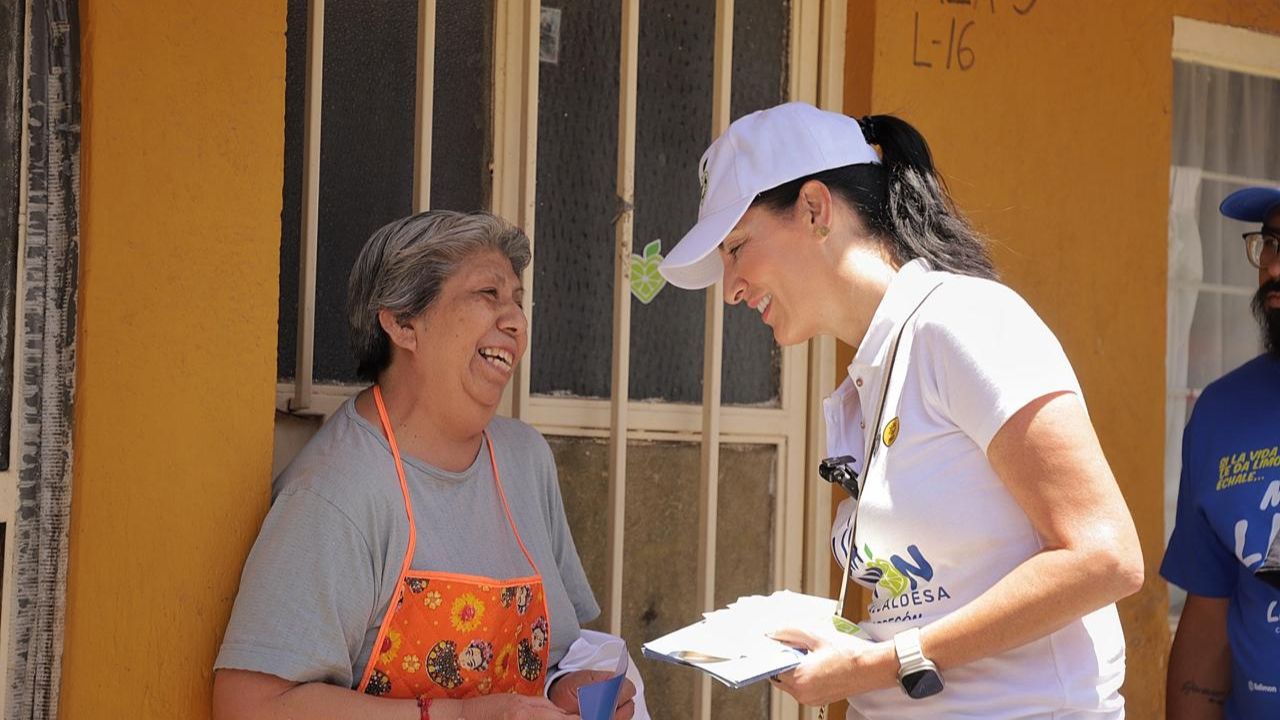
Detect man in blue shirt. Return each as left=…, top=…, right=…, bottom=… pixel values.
left=1163, top=185, right=1280, bottom=719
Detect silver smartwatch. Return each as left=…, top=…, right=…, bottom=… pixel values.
left=893, top=627, right=944, bottom=699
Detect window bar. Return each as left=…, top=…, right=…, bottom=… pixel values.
left=1173, top=17, right=1280, bottom=82
left=493, top=0, right=539, bottom=420
left=799, top=0, right=846, bottom=606
left=516, top=0, right=540, bottom=420
left=692, top=2, right=733, bottom=717
left=779, top=335, right=811, bottom=644
left=1170, top=281, right=1254, bottom=297
left=412, top=0, right=436, bottom=213
left=779, top=4, right=832, bottom=717
left=819, top=0, right=846, bottom=111
left=1200, top=169, right=1280, bottom=189
left=796, top=4, right=838, bottom=719
left=292, top=0, right=325, bottom=412
left=604, top=0, right=640, bottom=636
left=797, top=0, right=835, bottom=620
left=789, top=0, right=819, bottom=104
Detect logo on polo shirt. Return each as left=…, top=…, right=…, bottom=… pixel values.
left=883, top=417, right=900, bottom=447
left=852, top=543, right=951, bottom=625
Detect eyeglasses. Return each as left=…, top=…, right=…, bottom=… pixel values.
left=1243, top=231, right=1280, bottom=269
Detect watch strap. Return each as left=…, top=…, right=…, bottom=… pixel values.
left=894, top=627, right=928, bottom=673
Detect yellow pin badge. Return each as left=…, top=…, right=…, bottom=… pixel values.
left=882, top=417, right=900, bottom=447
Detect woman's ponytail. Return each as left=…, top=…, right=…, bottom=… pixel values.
left=754, top=114, right=996, bottom=281
left=858, top=114, right=996, bottom=280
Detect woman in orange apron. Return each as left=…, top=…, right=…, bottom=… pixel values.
left=213, top=212, right=636, bottom=720
left=355, top=385, right=556, bottom=712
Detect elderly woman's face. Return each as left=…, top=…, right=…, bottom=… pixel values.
left=411, top=249, right=527, bottom=410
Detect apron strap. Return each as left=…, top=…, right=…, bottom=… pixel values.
left=374, top=384, right=419, bottom=582
left=486, top=431, right=542, bottom=578
left=372, top=386, right=542, bottom=582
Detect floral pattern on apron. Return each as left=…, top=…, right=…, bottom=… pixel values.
left=357, top=385, right=551, bottom=700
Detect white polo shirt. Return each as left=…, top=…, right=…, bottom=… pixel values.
left=825, top=260, right=1125, bottom=719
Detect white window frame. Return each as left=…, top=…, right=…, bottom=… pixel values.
left=275, top=4, right=845, bottom=718
left=1167, top=18, right=1280, bottom=439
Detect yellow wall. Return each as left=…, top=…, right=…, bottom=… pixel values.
left=1176, top=0, right=1280, bottom=33
left=843, top=1, right=1280, bottom=717
left=62, top=2, right=284, bottom=718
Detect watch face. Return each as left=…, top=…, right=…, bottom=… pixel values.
left=901, top=668, right=944, bottom=699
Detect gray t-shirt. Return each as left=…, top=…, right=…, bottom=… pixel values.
left=215, top=399, right=600, bottom=688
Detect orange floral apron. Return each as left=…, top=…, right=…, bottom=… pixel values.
left=357, top=386, right=551, bottom=700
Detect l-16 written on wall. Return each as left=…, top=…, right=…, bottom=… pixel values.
left=911, top=0, right=1039, bottom=72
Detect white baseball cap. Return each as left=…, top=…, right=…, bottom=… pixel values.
left=658, top=102, right=881, bottom=290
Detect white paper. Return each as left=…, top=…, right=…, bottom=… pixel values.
left=641, top=590, right=844, bottom=689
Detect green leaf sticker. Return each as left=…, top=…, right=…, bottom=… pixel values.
left=630, top=240, right=667, bottom=305
left=831, top=616, right=861, bottom=635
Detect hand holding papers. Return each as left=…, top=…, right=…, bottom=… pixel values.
left=641, top=590, right=862, bottom=689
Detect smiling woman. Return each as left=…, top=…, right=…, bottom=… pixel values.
left=343, top=214, right=531, bottom=455
left=657, top=103, right=1143, bottom=719
left=212, top=211, right=639, bottom=720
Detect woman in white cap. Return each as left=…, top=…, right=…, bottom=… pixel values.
left=658, top=103, right=1143, bottom=718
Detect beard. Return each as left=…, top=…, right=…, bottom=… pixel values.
left=1252, top=279, right=1280, bottom=356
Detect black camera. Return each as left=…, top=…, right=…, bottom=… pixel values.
left=819, top=455, right=860, bottom=499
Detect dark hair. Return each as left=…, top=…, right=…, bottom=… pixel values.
left=347, top=211, right=531, bottom=382
left=753, top=114, right=996, bottom=280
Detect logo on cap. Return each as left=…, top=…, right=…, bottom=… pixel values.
left=699, top=157, right=710, bottom=206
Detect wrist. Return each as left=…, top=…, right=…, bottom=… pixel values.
left=893, top=627, right=945, bottom=699
left=863, top=640, right=901, bottom=691
left=422, top=697, right=459, bottom=720
left=546, top=670, right=568, bottom=698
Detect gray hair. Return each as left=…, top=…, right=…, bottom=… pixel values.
left=347, top=210, right=531, bottom=381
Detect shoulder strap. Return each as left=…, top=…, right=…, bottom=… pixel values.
left=835, top=280, right=944, bottom=616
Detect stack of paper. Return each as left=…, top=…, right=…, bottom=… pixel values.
left=641, top=590, right=844, bottom=689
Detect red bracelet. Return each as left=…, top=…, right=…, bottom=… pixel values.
left=417, top=696, right=433, bottom=720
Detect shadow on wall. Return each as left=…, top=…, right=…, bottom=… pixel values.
left=272, top=411, right=324, bottom=478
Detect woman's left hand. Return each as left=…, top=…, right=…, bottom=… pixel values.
left=768, top=625, right=896, bottom=706
left=548, top=670, right=637, bottom=719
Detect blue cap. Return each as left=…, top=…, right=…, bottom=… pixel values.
left=1220, top=186, right=1280, bottom=222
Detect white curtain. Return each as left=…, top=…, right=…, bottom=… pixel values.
left=1166, top=163, right=1202, bottom=555
left=1165, top=61, right=1280, bottom=614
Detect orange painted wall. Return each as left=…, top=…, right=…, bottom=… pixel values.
left=1176, top=0, right=1280, bottom=34
left=62, top=2, right=284, bottom=718
left=840, top=1, right=1280, bottom=718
